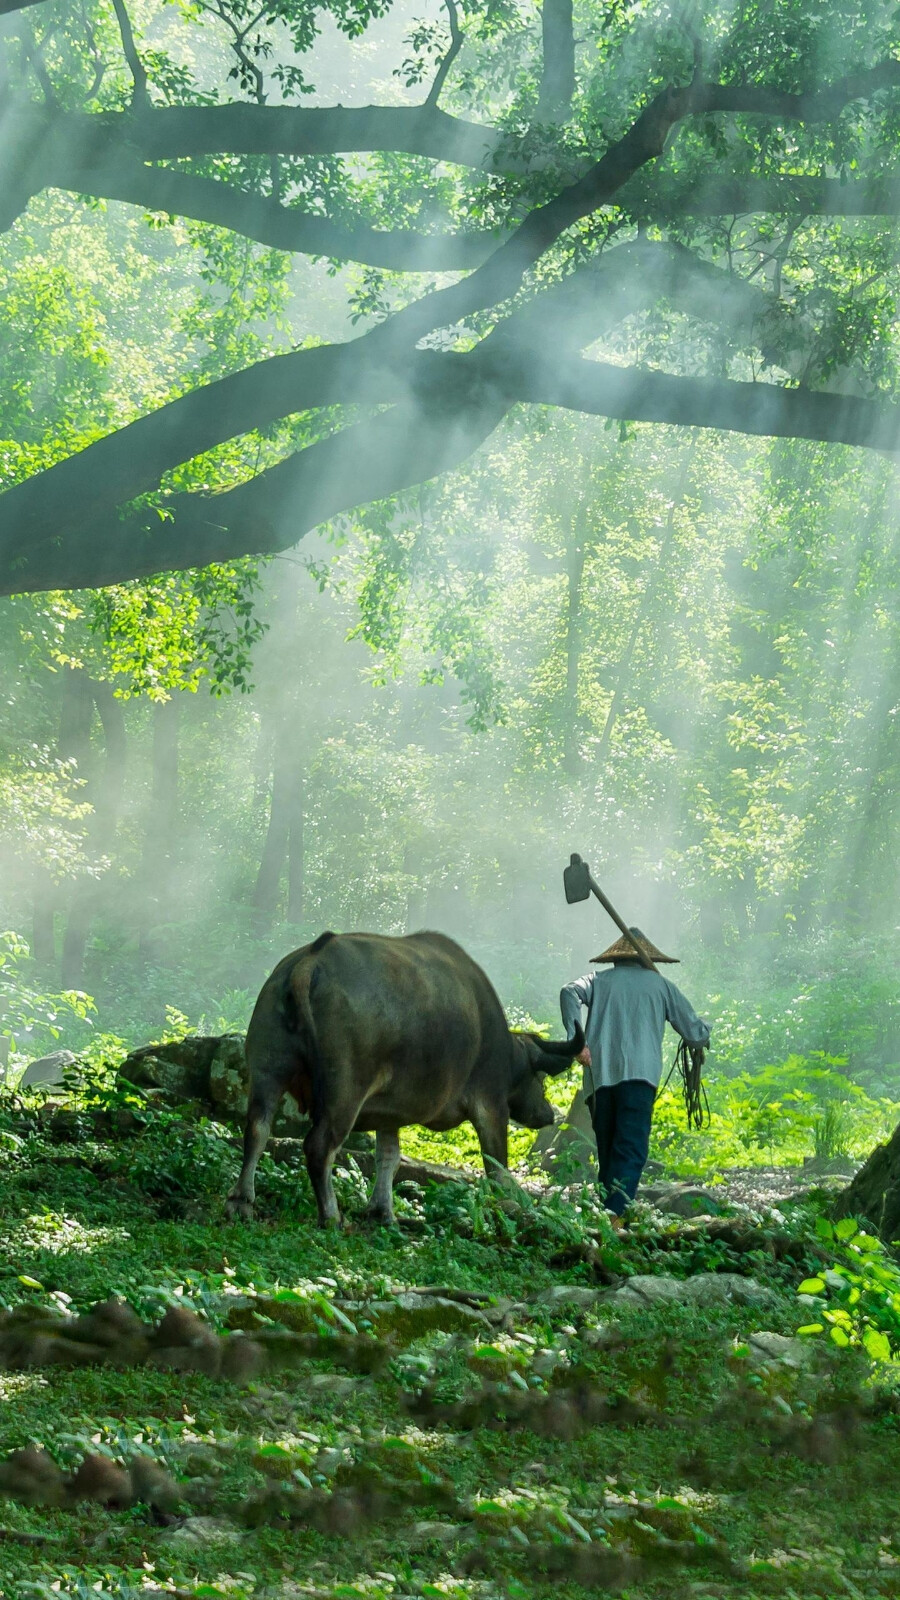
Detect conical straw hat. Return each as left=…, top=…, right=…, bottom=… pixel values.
left=590, top=925, right=678, bottom=964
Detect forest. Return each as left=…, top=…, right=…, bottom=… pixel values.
left=1, top=0, right=900, bottom=1595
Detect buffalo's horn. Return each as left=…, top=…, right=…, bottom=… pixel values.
left=532, top=1021, right=584, bottom=1071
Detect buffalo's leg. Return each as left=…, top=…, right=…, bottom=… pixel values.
left=471, top=1107, right=510, bottom=1181
left=304, top=1094, right=366, bottom=1228
left=365, top=1129, right=402, bottom=1224
left=227, top=1083, right=281, bottom=1221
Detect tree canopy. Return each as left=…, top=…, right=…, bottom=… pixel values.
left=3, top=0, right=900, bottom=592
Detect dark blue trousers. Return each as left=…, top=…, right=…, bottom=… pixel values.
left=588, top=1079, right=656, bottom=1216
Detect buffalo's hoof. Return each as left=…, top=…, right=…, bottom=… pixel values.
left=225, top=1195, right=254, bottom=1222
left=363, top=1206, right=397, bottom=1228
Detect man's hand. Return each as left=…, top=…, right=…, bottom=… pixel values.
left=576, top=1046, right=592, bottom=1068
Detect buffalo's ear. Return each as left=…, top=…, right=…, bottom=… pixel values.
left=531, top=1022, right=584, bottom=1076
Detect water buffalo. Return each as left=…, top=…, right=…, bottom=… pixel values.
left=226, top=930, right=583, bottom=1226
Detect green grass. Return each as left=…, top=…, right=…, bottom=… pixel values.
left=0, top=1101, right=898, bottom=1600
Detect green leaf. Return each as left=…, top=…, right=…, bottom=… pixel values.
left=829, top=1325, right=851, bottom=1347
left=863, top=1327, right=892, bottom=1362
left=17, top=1275, right=43, bottom=1289
left=815, top=1217, right=835, bottom=1241
left=835, top=1217, right=859, bottom=1240
left=797, top=1323, right=824, bottom=1335
left=798, top=1277, right=825, bottom=1294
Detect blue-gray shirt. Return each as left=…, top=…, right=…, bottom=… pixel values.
left=560, top=964, right=711, bottom=1092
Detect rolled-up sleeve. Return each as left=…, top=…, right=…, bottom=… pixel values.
left=663, top=982, right=711, bottom=1047
left=560, top=975, right=593, bottom=1040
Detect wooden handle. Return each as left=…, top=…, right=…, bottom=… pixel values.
left=586, top=871, right=658, bottom=973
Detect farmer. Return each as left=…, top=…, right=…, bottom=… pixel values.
left=560, top=927, right=710, bottom=1224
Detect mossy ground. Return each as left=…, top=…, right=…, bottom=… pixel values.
left=0, top=1110, right=898, bottom=1600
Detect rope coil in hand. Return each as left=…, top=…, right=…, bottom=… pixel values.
left=661, top=1038, right=710, bottom=1131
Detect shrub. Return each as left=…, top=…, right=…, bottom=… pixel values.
left=796, top=1216, right=900, bottom=1361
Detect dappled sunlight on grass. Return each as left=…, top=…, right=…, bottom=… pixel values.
left=0, top=1371, right=48, bottom=1401
left=0, top=1211, right=131, bottom=1258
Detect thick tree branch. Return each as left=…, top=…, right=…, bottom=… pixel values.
left=0, top=237, right=738, bottom=562
left=4, top=57, right=900, bottom=594
left=0, top=386, right=511, bottom=593
left=499, top=348, right=900, bottom=447
left=0, top=101, right=513, bottom=234
left=630, top=168, right=900, bottom=218
left=374, top=60, right=900, bottom=350
left=537, top=0, right=575, bottom=121
left=94, top=102, right=505, bottom=167
left=44, top=150, right=500, bottom=269
left=6, top=339, right=900, bottom=595
left=0, top=232, right=872, bottom=570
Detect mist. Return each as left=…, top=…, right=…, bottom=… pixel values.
left=0, top=0, right=898, bottom=1102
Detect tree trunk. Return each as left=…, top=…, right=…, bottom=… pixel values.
left=34, top=666, right=94, bottom=969
left=252, top=735, right=303, bottom=923
left=139, top=696, right=179, bottom=959
left=562, top=513, right=586, bottom=776
left=61, top=886, right=99, bottom=990
left=60, top=678, right=127, bottom=989
left=58, top=665, right=94, bottom=768
left=834, top=1123, right=900, bottom=1241
left=537, top=0, right=575, bottom=121
left=596, top=442, right=694, bottom=763
left=92, top=681, right=127, bottom=835
left=151, top=696, right=179, bottom=857
left=31, top=869, right=55, bottom=965
left=287, top=783, right=304, bottom=923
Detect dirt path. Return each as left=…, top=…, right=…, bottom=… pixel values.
left=695, top=1163, right=856, bottom=1211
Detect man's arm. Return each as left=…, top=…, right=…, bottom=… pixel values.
left=663, top=981, right=711, bottom=1047
left=560, top=975, right=593, bottom=1066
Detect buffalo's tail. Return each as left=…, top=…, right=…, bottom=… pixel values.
left=277, top=932, right=335, bottom=1120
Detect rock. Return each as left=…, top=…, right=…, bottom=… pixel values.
left=408, top=1520, right=468, bottom=1546
left=120, top=1038, right=220, bottom=1099
left=641, top=1182, right=726, bottom=1217
left=164, top=1515, right=241, bottom=1545
left=606, top=1276, right=687, bottom=1310
left=746, top=1331, right=816, bottom=1369
left=605, top=1273, right=774, bottom=1312
left=532, top=1087, right=597, bottom=1182
left=369, top=1292, right=489, bottom=1339
left=265, top=1137, right=305, bottom=1165
left=309, top=1373, right=356, bottom=1395
left=208, top=1035, right=249, bottom=1118
left=397, top=1155, right=471, bottom=1187
left=349, top=1152, right=470, bottom=1187
left=236, top=1294, right=329, bottom=1334
left=19, top=1049, right=75, bottom=1090
left=44, top=1108, right=81, bottom=1140
left=802, top=1155, right=857, bottom=1177
left=685, top=1274, right=775, bottom=1308
left=534, top=1285, right=602, bottom=1310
